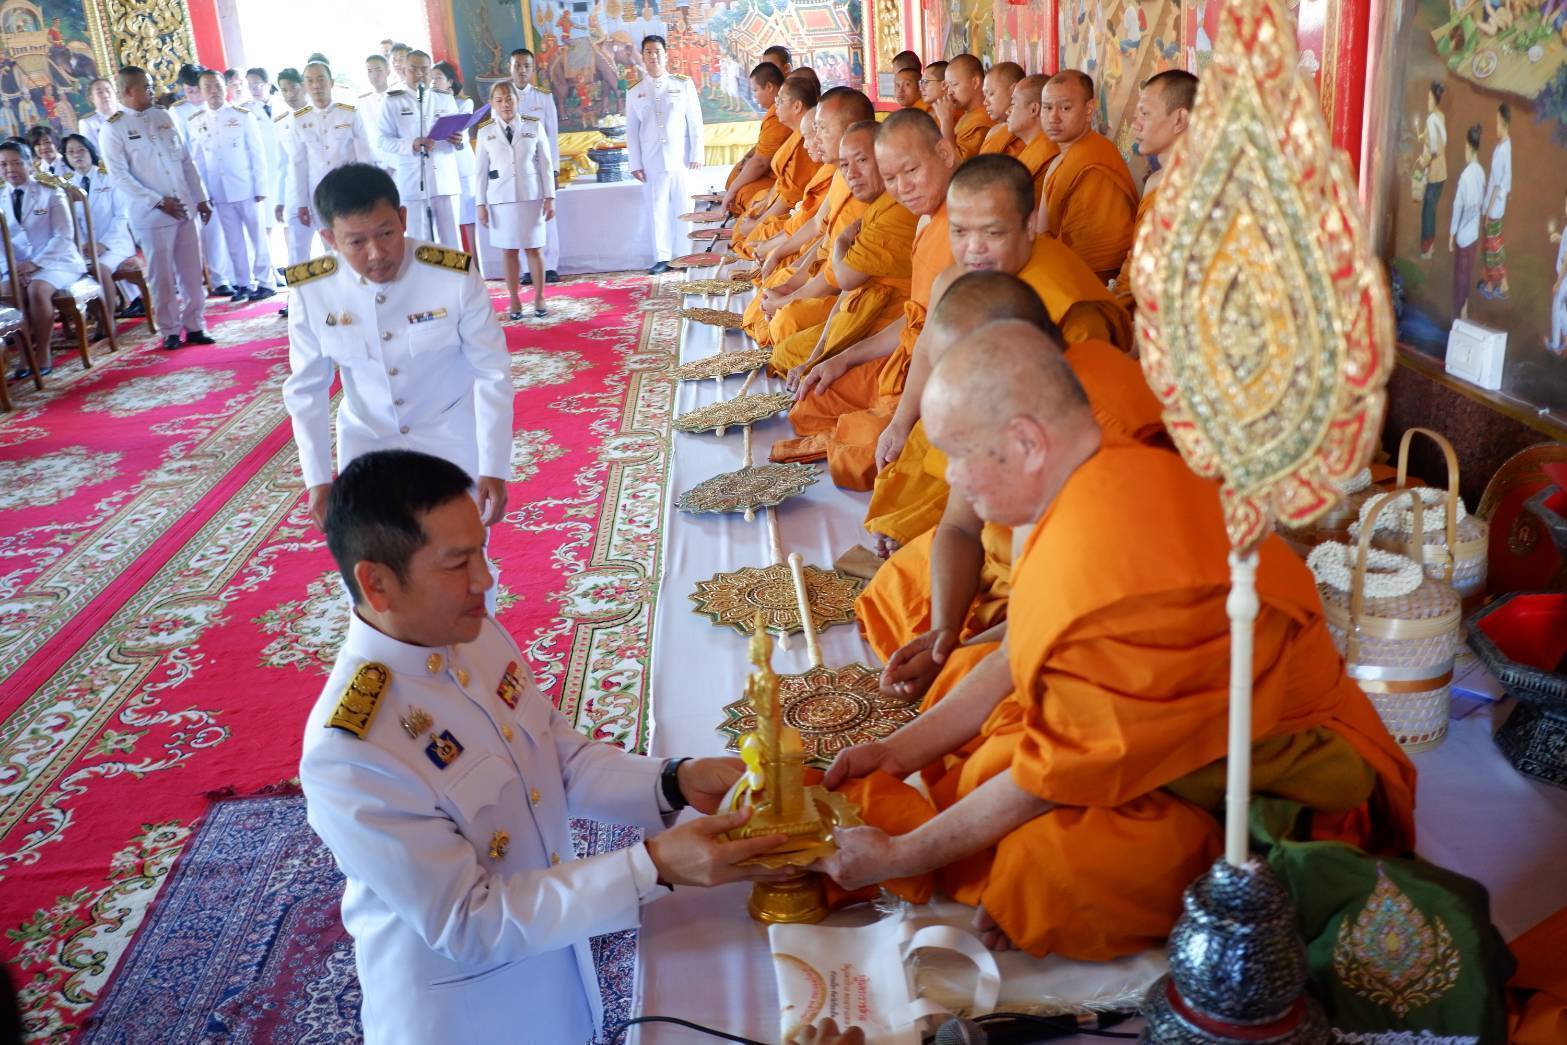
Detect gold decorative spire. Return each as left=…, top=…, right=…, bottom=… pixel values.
left=1132, top=0, right=1394, bottom=551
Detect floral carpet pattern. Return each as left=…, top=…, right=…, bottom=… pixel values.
left=0, top=273, right=684, bottom=1040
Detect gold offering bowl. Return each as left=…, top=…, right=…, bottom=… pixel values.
left=720, top=773, right=861, bottom=924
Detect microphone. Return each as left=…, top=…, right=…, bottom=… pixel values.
left=416, top=82, right=428, bottom=155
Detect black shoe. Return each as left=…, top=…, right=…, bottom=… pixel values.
left=545, top=270, right=560, bottom=283
left=648, top=261, right=671, bottom=275
left=521, top=272, right=533, bottom=286
left=249, top=286, right=277, bottom=302
left=185, top=330, right=217, bottom=346
left=231, top=286, right=252, bottom=303
left=120, top=299, right=146, bottom=318
left=209, top=283, right=235, bottom=298
left=278, top=307, right=289, bottom=319
left=161, top=334, right=183, bottom=350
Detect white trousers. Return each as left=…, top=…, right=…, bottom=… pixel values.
left=215, top=200, right=275, bottom=290
left=284, top=212, right=316, bottom=266
left=134, top=219, right=207, bottom=337
left=641, top=167, right=689, bottom=263
left=407, top=194, right=458, bottom=247
left=201, top=211, right=234, bottom=286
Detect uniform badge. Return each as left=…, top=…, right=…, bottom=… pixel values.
left=425, top=729, right=464, bottom=769
left=496, top=661, right=523, bottom=709
left=407, top=308, right=448, bottom=324
left=487, top=830, right=510, bottom=860
left=414, top=245, right=472, bottom=272
left=326, top=662, right=390, bottom=738
left=400, top=706, right=432, bottom=738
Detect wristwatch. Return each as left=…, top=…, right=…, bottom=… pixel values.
left=660, top=757, right=690, bottom=812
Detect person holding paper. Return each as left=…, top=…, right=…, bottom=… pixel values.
left=376, top=49, right=461, bottom=246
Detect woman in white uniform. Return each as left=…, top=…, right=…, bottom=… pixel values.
left=27, top=126, right=70, bottom=178
left=0, top=140, right=88, bottom=377
left=475, top=81, right=556, bottom=319
left=432, top=61, right=476, bottom=252
left=62, top=132, right=140, bottom=315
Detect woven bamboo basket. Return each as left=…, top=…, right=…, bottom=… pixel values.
left=1311, top=491, right=1461, bottom=752
left=1360, top=428, right=1489, bottom=601
left=1279, top=468, right=1378, bottom=557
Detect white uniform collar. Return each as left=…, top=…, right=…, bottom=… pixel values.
left=344, top=610, right=470, bottom=679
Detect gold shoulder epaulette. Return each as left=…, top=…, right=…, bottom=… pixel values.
left=673, top=73, right=689, bottom=81
left=358, top=90, right=373, bottom=98
left=285, top=254, right=337, bottom=286
left=415, top=244, right=472, bottom=272
left=326, top=662, right=390, bottom=738
left=294, top=105, right=312, bottom=118
left=97, top=163, right=107, bottom=175
left=107, top=111, right=124, bottom=124
left=339, top=102, right=356, bottom=111
left=235, top=103, right=251, bottom=113
left=520, top=114, right=539, bottom=123
left=387, top=88, right=407, bottom=96
left=474, top=116, right=493, bottom=130
left=274, top=110, right=288, bottom=123
left=536, top=83, right=552, bottom=94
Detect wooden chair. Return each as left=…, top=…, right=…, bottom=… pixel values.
left=52, top=176, right=118, bottom=363
left=113, top=254, right=153, bottom=331
left=0, top=209, right=43, bottom=402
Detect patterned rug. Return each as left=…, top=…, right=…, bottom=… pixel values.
left=77, top=791, right=641, bottom=1044
left=0, top=273, right=684, bottom=1040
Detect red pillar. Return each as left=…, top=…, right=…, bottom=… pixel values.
left=188, top=0, right=227, bottom=70
left=426, top=0, right=457, bottom=63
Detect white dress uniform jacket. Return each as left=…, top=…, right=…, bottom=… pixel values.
left=300, top=614, right=672, bottom=1045
left=474, top=116, right=555, bottom=205
left=289, top=102, right=375, bottom=219
left=376, top=87, right=461, bottom=201
left=281, top=240, right=514, bottom=490
left=625, top=73, right=704, bottom=262
left=186, top=103, right=268, bottom=204
left=97, top=107, right=207, bottom=228
left=0, top=174, right=83, bottom=282
left=66, top=166, right=136, bottom=264
left=79, top=109, right=113, bottom=149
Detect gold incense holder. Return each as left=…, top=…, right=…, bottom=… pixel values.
left=721, top=618, right=861, bottom=923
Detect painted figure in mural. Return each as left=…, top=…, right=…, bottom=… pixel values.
left=1416, top=81, right=1447, bottom=261
left=1449, top=122, right=1485, bottom=322
left=626, top=34, right=704, bottom=274
left=1549, top=192, right=1567, bottom=356
left=1479, top=102, right=1512, bottom=302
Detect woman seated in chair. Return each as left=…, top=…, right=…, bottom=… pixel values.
left=26, top=125, right=69, bottom=179
left=0, top=140, right=86, bottom=379
left=62, top=133, right=141, bottom=318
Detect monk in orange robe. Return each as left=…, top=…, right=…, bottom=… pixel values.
left=772, top=109, right=954, bottom=473
left=860, top=272, right=1162, bottom=717
left=975, top=62, right=1024, bottom=156
left=933, top=54, right=994, bottom=162
left=1004, top=75, right=1059, bottom=197
left=731, top=79, right=822, bottom=242
left=892, top=67, right=924, bottom=112
left=771, top=122, right=919, bottom=375
left=721, top=63, right=787, bottom=214
left=861, top=154, right=1133, bottom=542
left=917, top=60, right=947, bottom=112
left=811, top=323, right=1418, bottom=960
left=742, top=109, right=834, bottom=260
left=1114, top=69, right=1198, bottom=312
left=891, top=49, right=922, bottom=73
left=1031, top=70, right=1138, bottom=283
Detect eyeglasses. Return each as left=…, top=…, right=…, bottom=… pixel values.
left=919, top=77, right=942, bottom=85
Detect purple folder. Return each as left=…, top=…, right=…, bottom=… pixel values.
left=427, top=104, right=490, bottom=140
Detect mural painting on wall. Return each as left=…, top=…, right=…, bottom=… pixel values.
left=1059, top=0, right=1183, bottom=163
left=1387, top=0, right=1567, bottom=416
left=0, top=0, right=103, bottom=138
left=455, top=0, right=863, bottom=134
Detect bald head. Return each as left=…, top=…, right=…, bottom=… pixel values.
left=892, top=50, right=922, bottom=72
left=1048, top=69, right=1095, bottom=101
left=1007, top=74, right=1047, bottom=138
left=779, top=75, right=819, bottom=109
left=1146, top=69, right=1198, bottom=114
left=876, top=109, right=956, bottom=216
left=1043, top=70, right=1096, bottom=146
left=947, top=154, right=1036, bottom=273
left=1134, top=70, right=1197, bottom=161
left=800, top=106, right=824, bottom=162
left=816, top=87, right=876, bottom=162
left=839, top=121, right=884, bottom=201
left=983, top=61, right=1025, bottom=122
left=927, top=272, right=1061, bottom=362
left=945, top=53, right=984, bottom=109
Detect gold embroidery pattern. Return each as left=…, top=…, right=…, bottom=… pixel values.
left=1331, top=864, right=1462, bottom=1018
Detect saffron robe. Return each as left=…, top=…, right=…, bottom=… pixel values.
left=976, top=124, right=1021, bottom=156
left=728, top=106, right=792, bottom=212
left=763, top=181, right=871, bottom=355
left=736, top=151, right=832, bottom=258
left=742, top=171, right=850, bottom=346
left=1015, top=134, right=1060, bottom=200
left=953, top=106, right=996, bottom=161
left=1039, top=130, right=1139, bottom=282
left=731, top=132, right=819, bottom=256
left=1113, top=187, right=1157, bottom=314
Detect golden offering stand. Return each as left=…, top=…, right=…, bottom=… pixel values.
left=722, top=610, right=860, bottom=924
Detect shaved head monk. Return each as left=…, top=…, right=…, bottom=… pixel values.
left=738, top=104, right=829, bottom=261
left=893, top=66, right=924, bottom=111
left=722, top=62, right=789, bottom=214
left=812, top=321, right=1418, bottom=958
left=892, top=50, right=922, bottom=73
left=733, top=75, right=822, bottom=238
left=762, top=45, right=792, bottom=74
left=1032, top=70, right=1138, bottom=282
left=1004, top=74, right=1059, bottom=188
left=976, top=62, right=1024, bottom=156
left=772, top=108, right=955, bottom=484
left=934, top=54, right=994, bottom=161
left=1113, top=69, right=1198, bottom=311
left=864, top=154, right=1136, bottom=553
left=771, top=121, right=918, bottom=381
left=919, top=60, right=948, bottom=108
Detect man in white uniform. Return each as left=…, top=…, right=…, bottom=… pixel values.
left=509, top=48, right=560, bottom=284
left=272, top=68, right=313, bottom=269
left=360, top=55, right=396, bottom=173
left=301, top=448, right=790, bottom=1045
left=77, top=77, right=118, bottom=149
left=188, top=70, right=275, bottom=303
left=170, top=64, right=236, bottom=297
left=291, top=61, right=375, bottom=239
left=99, top=65, right=215, bottom=351
left=376, top=49, right=462, bottom=246
left=626, top=34, right=704, bottom=274
left=282, top=163, right=511, bottom=532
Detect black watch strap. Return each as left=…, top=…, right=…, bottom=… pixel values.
left=660, top=757, right=690, bottom=812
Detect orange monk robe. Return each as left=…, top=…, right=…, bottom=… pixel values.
left=1510, top=907, right=1567, bottom=1044
left=953, top=106, right=995, bottom=161
left=728, top=106, right=793, bottom=213
left=763, top=178, right=871, bottom=353
left=769, top=193, right=919, bottom=373
left=913, top=99, right=932, bottom=114
left=735, top=149, right=832, bottom=258
left=1039, top=130, right=1139, bottom=282
left=976, top=123, right=1020, bottom=156
left=837, top=441, right=1419, bottom=959
left=1112, top=187, right=1157, bottom=314
left=742, top=170, right=850, bottom=346
left=1015, top=135, right=1060, bottom=201
left=730, top=132, right=818, bottom=257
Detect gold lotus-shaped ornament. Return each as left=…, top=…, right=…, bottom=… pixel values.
left=678, top=306, right=748, bottom=329
left=679, top=278, right=755, bottom=297
left=1132, top=0, right=1394, bottom=552
left=672, top=349, right=773, bottom=382
left=673, top=393, right=796, bottom=434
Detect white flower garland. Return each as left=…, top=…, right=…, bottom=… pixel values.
left=1348, top=487, right=1467, bottom=541
left=1308, top=541, right=1425, bottom=598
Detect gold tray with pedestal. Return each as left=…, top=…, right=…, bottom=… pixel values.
left=673, top=392, right=795, bottom=434
left=721, top=618, right=862, bottom=923
left=717, top=661, right=918, bottom=767
left=690, top=561, right=864, bottom=636
left=677, top=462, right=820, bottom=515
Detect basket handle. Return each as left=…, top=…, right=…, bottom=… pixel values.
left=1395, top=427, right=1460, bottom=584
left=1348, top=490, right=1427, bottom=664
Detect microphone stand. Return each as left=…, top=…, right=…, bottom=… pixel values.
left=417, top=82, right=435, bottom=242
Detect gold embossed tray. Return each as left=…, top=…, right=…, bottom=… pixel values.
left=671, top=252, right=727, bottom=269
left=678, top=210, right=728, bottom=223
left=690, top=562, right=864, bottom=636
left=680, top=278, right=753, bottom=296
left=673, top=392, right=795, bottom=433
left=672, top=349, right=773, bottom=381
left=679, top=306, right=747, bottom=328
left=677, top=463, right=820, bottom=515
left=692, top=226, right=734, bottom=241
left=717, top=663, right=918, bottom=767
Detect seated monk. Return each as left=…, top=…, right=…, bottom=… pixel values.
left=892, top=66, right=925, bottom=112
left=740, top=107, right=832, bottom=261
left=1114, top=69, right=1197, bottom=313
left=1030, top=70, right=1139, bottom=283
left=892, top=50, right=922, bottom=74
left=771, top=121, right=919, bottom=378
left=811, top=322, right=1418, bottom=958
left=918, top=60, right=947, bottom=113
left=863, top=153, right=1134, bottom=545
left=933, top=54, right=994, bottom=162
left=976, top=62, right=1024, bottom=156
left=859, top=272, right=1162, bottom=717
left=762, top=45, right=792, bottom=75
left=732, top=76, right=822, bottom=242
left=743, top=90, right=879, bottom=350
left=1004, top=75, right=1059, bottom=196
left=721, top=62, right=789, bottom=215
left=772, top=109, right=954, bottom=475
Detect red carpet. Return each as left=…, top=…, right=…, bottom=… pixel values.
left=0, top=273, right=681, bottom=1039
